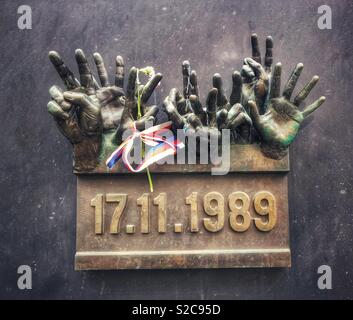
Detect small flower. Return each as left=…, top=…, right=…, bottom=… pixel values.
left=139, top=66, right=155, bottom=79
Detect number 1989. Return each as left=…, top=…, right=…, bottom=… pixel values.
left=91, top=191, right=277, bottom=235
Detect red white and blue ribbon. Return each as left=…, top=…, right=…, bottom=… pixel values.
left=106, top=121, right=184, bottom=172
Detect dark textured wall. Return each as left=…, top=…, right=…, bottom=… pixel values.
left=0, top=0, right=352, bottom=300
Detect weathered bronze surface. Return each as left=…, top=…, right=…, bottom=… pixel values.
left=45, top=34, right=326, bottom=270
left=47, top=50, right=162, bottom=172
left=75, top=145, right=290, bottom=270
left=47, top=34, right=326, bottom=173
left=74, top=144, right=289, bottom=175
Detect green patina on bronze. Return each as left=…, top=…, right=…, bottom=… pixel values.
left=47, top=34, right=326, bottom=172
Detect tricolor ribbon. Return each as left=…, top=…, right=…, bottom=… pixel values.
left=106, top=121, right=184, bottom=172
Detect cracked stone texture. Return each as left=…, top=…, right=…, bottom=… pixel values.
left=0, top=0, right=352, bottom=299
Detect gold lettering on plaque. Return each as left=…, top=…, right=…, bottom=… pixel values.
left=203, top=192, right=225, bottom=233
left=174, top=223, right=183, bottom=233
left=126, top=224, right=135, bottom=234
left=153, top=193, right=167, bottom=233
left=253, top=191, right=277, bottom=232
left=137, top=193, right=150, bottom=234
left=186, top=192, right=199, bottom=232
left=229, top=192, right=251, bottom=232
left=106, top=194, right=128, bottom=234
left=91, top=194, right=104, bottom=235
left=89, top=191, right=278, bottom=235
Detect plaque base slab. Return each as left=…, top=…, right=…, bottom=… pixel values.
left=75, top=145, right=291, bottom=270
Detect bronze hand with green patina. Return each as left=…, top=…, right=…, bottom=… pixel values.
left=48, top=49, right=107, bottom=171
left=248, top=62, right=326, bottom=159
left=241, top=34, right=273, bottom=114
left=210, top=71, right=252, bottom=143
left=163, top=86, right=221, bottom=144
left=48, top=49, right=161, bottom=171
left=162, top=61, right=251, bottom=143
left=162, top=60, right=219, bottom=141
left=114, top=66, right=161, bottom=145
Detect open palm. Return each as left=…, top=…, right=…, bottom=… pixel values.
left=248, top=62, right=326, bottom=159
left=48, top=49, right=162, bottom=170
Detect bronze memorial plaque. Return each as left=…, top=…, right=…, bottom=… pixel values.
left=46, top=34, right=326, bottom=270
left=75, top=145, right=290, bottom=270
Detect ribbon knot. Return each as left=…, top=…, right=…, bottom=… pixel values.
left=106, top=121, right=184, bottom=172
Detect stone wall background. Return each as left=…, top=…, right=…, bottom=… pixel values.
left=0, top=0, right=352, bottom=299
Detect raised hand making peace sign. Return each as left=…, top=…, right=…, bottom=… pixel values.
left=47, top=49, right=162, bottom=171
left=241, top=34, right=274, bottom=114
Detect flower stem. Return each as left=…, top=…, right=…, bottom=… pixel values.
left=137, top=91, right=142, bottom=119
left=146, top=168, right=154, bottom=192
left=137, top=69, right=154, bottom=193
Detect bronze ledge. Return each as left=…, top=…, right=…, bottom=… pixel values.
left=74, top=144, right=290, bottom=175
left=75, top=248, right=291, bottom=270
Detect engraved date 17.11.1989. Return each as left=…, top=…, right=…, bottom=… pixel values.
left=91, top=191, right=277, bottom=235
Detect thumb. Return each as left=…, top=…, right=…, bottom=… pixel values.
left=63, top=92, right=91, bottom=108
left=245, top=57, right=265, bottom=79
left=247, top=100, right=262, bottom=129
left=230, top=71, right=242, bottom=105
left=206, top=88, right=218, bottom=128
left=135, top=116, right=155, bottom=131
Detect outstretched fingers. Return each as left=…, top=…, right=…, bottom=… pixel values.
left=182, top=60, right=192, bottom=98
left=126, top=67, right=137, bottom=100
left=141, top=73, right=163, bottom=104
left=75, top=49, right=96, bottom=94
left=302, top=96, right=326, bottom=118
left=206, top=88, right=218, bottom=128
left=294, top=75, right=320, bottom=106
left=190, top=95, right=207, bottom=125
left=251, top=33, right=261, bottom=64
left=282, top=63, right=304, bottom=100
left=122, top=67, right=138, bottom=119
left=212, top=73, right=228, bottom=107
left=115, top=56, right=125, bottom=88
left=250, top=34, right=273, bottom=71
left=265, top=36, right=274, bottom=72
left=190, top=70, right=199, bottom=97
left=93, top=53, right=110, bottom=87
left=49, top=51, right=80, bottom=90
left=230, top=71, right=242, bottom=106
left=269, top=62, right=282, bottom=99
